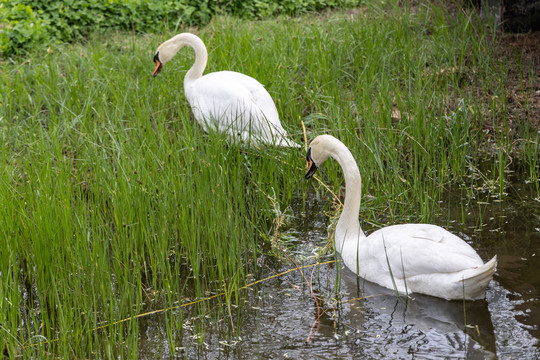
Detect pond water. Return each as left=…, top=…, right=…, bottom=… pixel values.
left=138, top=180, right=540, bottom=359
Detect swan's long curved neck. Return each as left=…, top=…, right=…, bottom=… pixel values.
left=330, top=140, right=366, bottom=253
left=166, top=33, right=208, bottom=84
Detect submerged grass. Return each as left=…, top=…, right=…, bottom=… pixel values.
left=0, top=0, right=538, bottom=357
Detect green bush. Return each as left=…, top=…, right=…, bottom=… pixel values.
left=229, top=0, right=359, bottom=18
left=0, top=0, right=362, bottom=56
left=0, top=1, right=45, bottom=56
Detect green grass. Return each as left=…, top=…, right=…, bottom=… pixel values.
left=0, top=0, right=538, bottom=357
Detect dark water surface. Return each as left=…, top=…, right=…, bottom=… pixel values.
left=139, top=181, right=539, bottom=359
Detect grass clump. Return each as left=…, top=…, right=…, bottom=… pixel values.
left=0, top=0, right=538, bottom=357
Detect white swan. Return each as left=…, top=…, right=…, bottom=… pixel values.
left=305, top=134, right=497, bottom=300
left=152, top=33, right=299, bottom=148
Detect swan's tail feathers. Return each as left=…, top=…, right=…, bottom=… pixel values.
left=271, top=126, right=301, bottom=148
left=281, top=138, right=302, bottom=148
left=462, top=255, right=497, bottom=300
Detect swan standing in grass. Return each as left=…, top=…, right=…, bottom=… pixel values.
left=305, top=134, right=497, bottom=300
left=152, top=33, right=299, bottom=148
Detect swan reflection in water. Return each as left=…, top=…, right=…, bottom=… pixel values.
left=315, top=265, right=497, bottom=359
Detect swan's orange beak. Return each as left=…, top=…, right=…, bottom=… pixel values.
left=305, top=147, right=318, bottom=179
left=152, top=52, right=163, bottom=77
left=152, top=59, right=162, bottom=77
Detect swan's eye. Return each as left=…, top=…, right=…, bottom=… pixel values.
left=304, top=147, right=318, bottom=179
left=153, top=52, right=160, bottom=63
left=306, top=147, right=312, bottom=163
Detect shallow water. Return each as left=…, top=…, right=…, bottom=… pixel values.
left=138, top=181, right=540, bottom=359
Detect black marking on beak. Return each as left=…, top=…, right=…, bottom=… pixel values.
left=152, top=52, right=163, bottom=77
left=305, top=147, right=318, bottom=179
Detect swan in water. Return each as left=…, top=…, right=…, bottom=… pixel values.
left=304, top=134, right=497, bottom=300
left=152, top=33, right=299, bottom=148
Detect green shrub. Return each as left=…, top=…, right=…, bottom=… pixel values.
left=0, top=1, right=45, bottom=56
left=7, top=0, right=192, bottom=42
left=0, top=0, right=362, bottom=56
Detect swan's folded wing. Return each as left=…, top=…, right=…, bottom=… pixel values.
left=215, top=72, right=288, bottom=140
left=367, top=224, right=485, bottom=278
left=188, top=72, right=254, bottom=113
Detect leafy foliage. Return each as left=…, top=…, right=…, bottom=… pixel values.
left=0, top=1, right=45, bottom=55
left=0, top=0, right=361, bottom=56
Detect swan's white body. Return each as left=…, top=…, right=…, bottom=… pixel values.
left=305, top=135, right=497, bottom=301
left=153, top=33, right=299, bottom=148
